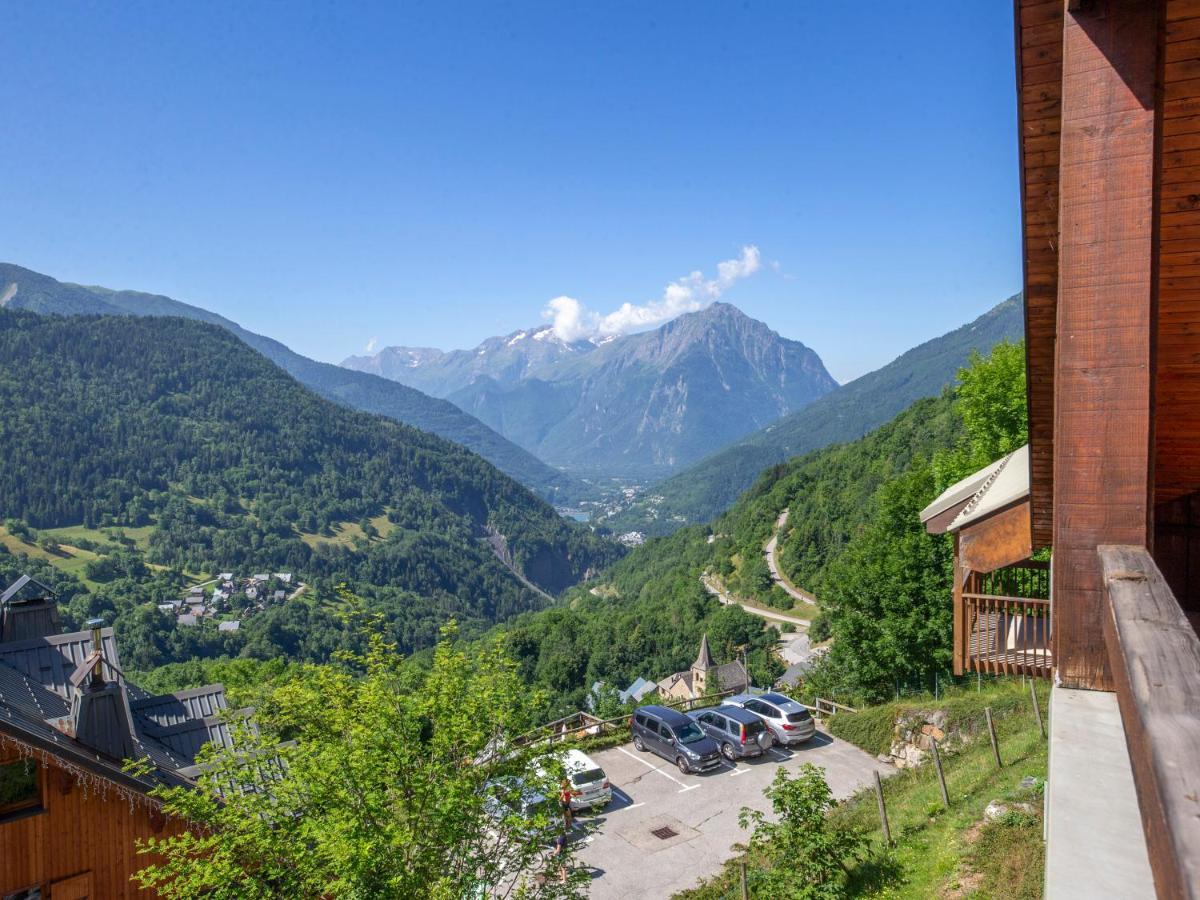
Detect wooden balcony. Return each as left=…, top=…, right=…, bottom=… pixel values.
left=955, top=561, right=1052, bottom=678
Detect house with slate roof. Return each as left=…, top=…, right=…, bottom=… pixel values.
left=0, top=575, right=253, bottom=898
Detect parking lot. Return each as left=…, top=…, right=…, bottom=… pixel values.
left=572, top=727, right=890, bottom=898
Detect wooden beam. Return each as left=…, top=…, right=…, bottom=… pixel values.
left=957, top=500, right=1035, bottom=573
left=1053, top=0, right=1158, bottom=690
left=1100, top=545, right=1200, bottom=900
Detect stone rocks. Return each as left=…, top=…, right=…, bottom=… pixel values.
left=885, top=708, right=960, bottom=769
left=984, top=799, right=1037, bottom=823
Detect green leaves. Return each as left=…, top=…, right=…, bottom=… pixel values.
left=135, top=607, right=584, bottom=898
left=739, top=764, right=868, bottom=900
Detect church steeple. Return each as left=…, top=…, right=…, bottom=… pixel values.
left=693, top=634, right=716, bottom=672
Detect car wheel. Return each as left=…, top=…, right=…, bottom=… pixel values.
left=721, top=742, right=736, bottom=761
left=676, top=756, right=690, bottom=775
left=633, top=735, right=646, bottom=752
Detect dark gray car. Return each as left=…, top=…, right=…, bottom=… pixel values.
left=722, top=691, right=816, bottom=746
left=688, top=706, right=772, bottom=760
left=631, top=705, right=722, bottom=774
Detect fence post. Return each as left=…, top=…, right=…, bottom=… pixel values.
left=930, top=737, right=949, bottom=809
left=985, top=707, right=1002, bottom=769
left=739, top=861, right=749, bottom=900
left=873, top=770, right=891, bottom=846
left=1029, top=679, right=1045, bottom=740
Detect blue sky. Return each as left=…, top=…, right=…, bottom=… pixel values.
left=0, top=2, right=1020, bottom=382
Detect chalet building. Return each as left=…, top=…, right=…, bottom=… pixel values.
left=922, top=3, right=1200, bottom=897
left=0, top=576, right=248, bottom=898
left=656, top=635, right=750, bottom=702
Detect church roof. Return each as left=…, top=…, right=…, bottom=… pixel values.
left=693, top=634, right=717, bottom=671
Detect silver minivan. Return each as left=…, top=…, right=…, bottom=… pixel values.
left=722, top=691, right=816, bottom=746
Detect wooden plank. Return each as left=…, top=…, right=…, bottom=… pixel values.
left=957, top=500, right=1035, bottom=573
left=1099, top=546, right=1200, bottom=900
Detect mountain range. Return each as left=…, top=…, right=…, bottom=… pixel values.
left=343, top=303, right=839, bottom=478
left=599, top=293, right=1026, bottom=535
left=0, top=264, right=576, bottom=502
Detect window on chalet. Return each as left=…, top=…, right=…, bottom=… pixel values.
left=0, top=758, right=42, bottom=820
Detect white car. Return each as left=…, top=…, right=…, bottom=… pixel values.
left=543, top=748, right=612, bottom=811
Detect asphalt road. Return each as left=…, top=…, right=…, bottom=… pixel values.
left=572, top=728, right=890, bottom=899
left=700, top=575, right=811, bottom=628
left=764, top=509, right=818, bottom=605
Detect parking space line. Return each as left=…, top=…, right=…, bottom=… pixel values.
left=624, top=802, right=645, bottom=810
left=678, top=784, right=700, bottom=793
left=615, top=746, right=692, bottom=789
left=728, top=765, right=752, bottom=777
left=768, top=748, right=792, bottom=761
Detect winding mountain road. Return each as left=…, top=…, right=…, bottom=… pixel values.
left=764, top=508, right=818, bottom=605
left=700, top=574, right=811, bottom=628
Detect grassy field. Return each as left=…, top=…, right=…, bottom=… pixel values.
left=298, top=512, right=396, bottom=550
left=677, top=679, right=1048, bottom=899
left=40, top=523, right=156, bottom=552
left=0, top=526, right=106, bottom=587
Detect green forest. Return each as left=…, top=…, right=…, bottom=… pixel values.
left=0, top=309, right=618, bottom=669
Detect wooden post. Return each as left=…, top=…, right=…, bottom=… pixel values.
left=985, top=707, right=1002, bottom=769
left=739, top=861, right=749, bottom=900
left=1029, top=679, right=1045, bottom=740
left=873, top=770, right=891, bottom=846
left=930, top=737, right=949, bottom=808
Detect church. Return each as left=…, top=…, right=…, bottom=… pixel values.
left=656, top=634, right=750, bottom=702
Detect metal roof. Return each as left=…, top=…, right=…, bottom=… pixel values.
left=0, top=574, right=56, bottom=604
left=132, top=684, right=229, bottom=727
left=919, top=445, right=1030, bottom=534
left=948, top=445, right=1030, bottom=532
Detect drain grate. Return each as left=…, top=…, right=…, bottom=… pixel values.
left=651, top=826, right=679, bottom=840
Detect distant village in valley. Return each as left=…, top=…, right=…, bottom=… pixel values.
left=159, top=572, right=302, bottom=631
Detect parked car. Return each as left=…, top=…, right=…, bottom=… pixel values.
left=722, top=691, right=816, bottom=746
left=631, top=704, right=722, bottom=774
left=482, top=775, right=550, bottom=827
left=688, top=705, right=772, bottom=760
left=542, top=748, right=612, bottom=810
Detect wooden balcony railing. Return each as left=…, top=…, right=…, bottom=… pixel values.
left=962, top=593, right=1052, bottom=677
left=1099, top=545, right=1200, bottom=900
left=955, top=560, right=1052, bottom=678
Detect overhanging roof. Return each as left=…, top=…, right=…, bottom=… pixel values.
left=921, top=445, right=1030, bottom=535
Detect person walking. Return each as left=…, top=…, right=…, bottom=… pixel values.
left=559, top=777, right=576, bottom=829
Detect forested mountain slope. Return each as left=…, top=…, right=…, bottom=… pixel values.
left=0, top=310, right=618, bottom=660
left=603, top=294, right=1023, bottom=534
left=0, top=263, right=577, bottom=501
left=492, top=388, right=965, bottom=712
left=490, top=341, right=1026, bottom=712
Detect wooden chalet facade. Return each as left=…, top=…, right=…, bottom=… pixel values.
left=926, top=3, right=1200, bottom=897
left=0, top=577, right=245, bottom=898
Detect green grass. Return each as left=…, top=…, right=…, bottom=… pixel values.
left=298, top=512, right=397, bottom=550
left=40, top=522, right=156, bottom=552
left=0, top=526, right=105, bottom=588
left=677, top=680, right=1048, bottom=899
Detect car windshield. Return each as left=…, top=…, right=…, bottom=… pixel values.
left=761, top=692, right=793, bottom=705
left=571, top=768, right=605, bottom=786
left=676, top=722, right=706, bottom=744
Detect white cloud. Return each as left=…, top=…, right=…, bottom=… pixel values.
left=365, top=336, right=379, bottom=353
left=542, top=245, right=761, bottom=341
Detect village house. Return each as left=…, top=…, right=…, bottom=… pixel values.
left=0, top=575, right=251, bottom=897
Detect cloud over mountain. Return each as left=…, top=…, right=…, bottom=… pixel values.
left=542, top=245, right=761, bottom=341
